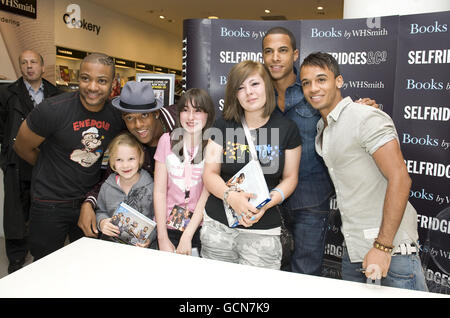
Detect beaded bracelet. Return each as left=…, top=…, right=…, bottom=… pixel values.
left=373, top=239, right=394, bottom=253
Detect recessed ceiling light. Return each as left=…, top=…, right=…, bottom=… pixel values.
left=317, top=6, right=324, bottom=10
left=159, top=15, right=165, bottom=19
left=264, top=9, right=271, bottom=14
left=208, top=16, right=219, bottom=19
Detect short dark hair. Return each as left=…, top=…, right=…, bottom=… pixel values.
left=80, top=52, right=115, bottom=79
left=262, top=26, right=297, bottom=51
left=301, top=52, right=341, bottom=78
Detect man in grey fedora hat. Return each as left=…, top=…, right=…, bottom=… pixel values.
left=111, top=80, right=164, bottom=113
left=78, top=80, right=176, bottom=238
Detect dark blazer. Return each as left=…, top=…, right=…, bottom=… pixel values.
left=0, top=77, right=60, bottom=239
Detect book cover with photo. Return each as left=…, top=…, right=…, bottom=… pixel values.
left=111, top=202, right=156, bottom=246
left=167, top=205, right=193, bottom=232
left=224, top=160, right=271, bottom=227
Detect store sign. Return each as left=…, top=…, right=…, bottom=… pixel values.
left=0, top=0, right=36, bottom=19
left=136, top=63, right=154, bottom=72
left=56, top=46, right=87, bottom=60
left=114, top=58, right=134, bottom=68
left=63, top=3, right=101, bottom=35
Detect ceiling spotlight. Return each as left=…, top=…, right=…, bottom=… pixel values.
left=264, top=9, right=271, bottom=14
left=317, top=6, right=324, bottom=10
left=159, top=15, right=165, bottom=19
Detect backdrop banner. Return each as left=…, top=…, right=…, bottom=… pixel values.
left=183, top=19, right=300, bottom=118
left=183, top=11, right=450, bottom=294
left=299, top=16, right=399, bottom=116
left=393, top=10, right=450, bottom=294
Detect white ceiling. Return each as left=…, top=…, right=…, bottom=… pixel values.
left=89, top=0, right=344, bottom=37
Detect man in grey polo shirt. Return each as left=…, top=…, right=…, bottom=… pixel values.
left=299, top=52, right=427, bottom=291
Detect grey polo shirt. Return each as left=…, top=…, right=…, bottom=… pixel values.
left=315, top=97, right=418, bottom=262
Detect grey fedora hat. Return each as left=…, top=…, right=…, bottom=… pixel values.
left=111, top=81, right=163, bottom=113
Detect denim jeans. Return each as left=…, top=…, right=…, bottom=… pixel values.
left=288, top=199, right=330, bottom=275
left=341, top=246, right=428, bottom=291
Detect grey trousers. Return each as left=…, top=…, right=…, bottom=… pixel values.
left=200, top=215, right=282, bottom=270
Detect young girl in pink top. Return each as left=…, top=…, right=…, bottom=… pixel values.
left=153, top=88, right=215, bottom=255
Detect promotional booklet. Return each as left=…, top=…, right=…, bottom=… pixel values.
left=167, top=205, right=193, bottom=232
left=224, top=159, right=271, bottom=227
left=111, top=202, right=156, bottom=246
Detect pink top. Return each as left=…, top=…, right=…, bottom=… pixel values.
left=154, top=133, right=205, bottom=225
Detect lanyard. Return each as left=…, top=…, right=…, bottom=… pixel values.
left=182, top=142, right=198, bottom=208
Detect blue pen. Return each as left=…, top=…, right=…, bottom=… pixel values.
left=231, top=214, right=242, bottom=228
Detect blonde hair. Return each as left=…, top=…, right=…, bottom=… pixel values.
left=107, top=132, right=144, bottom=171
left=223, top=60, right=276, bottom=123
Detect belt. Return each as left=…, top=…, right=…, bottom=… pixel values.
left=33, top=198, right=84, bottom=208
left=392, top=243, right=418, bottom=256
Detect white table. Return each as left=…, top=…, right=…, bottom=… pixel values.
left=0, top=237, right=445, bottom=298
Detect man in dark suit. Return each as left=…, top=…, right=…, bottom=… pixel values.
left=0, top=50, right=60, bottom=273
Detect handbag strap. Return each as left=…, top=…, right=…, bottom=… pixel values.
left=241, top=116, right=258, bottom=161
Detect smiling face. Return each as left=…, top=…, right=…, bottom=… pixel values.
left=111, top=144, right=142, bottom=182
left=179, top=99, right=208, bottom=135
left=78, top=62, right=114, bottom=112
left=19, top=50, right=44, bottom=84
left=122, top=112, right=162, bottom=146
left=300, top=64, right=343, bottom=118
left=236, top=72, right=267, bottom=116
left=262, top=33, right=299, bottom=82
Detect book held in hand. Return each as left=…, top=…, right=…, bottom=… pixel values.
left=224, top=159, right=271, bottom=227
left=111, top=202, right=156, bottom=246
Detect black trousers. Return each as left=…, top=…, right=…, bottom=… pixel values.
left=29, top=200, right=84, bottom=261
left=167, top=228, right=202, bottom=254
left=5, top=180, right=31, bottom=264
